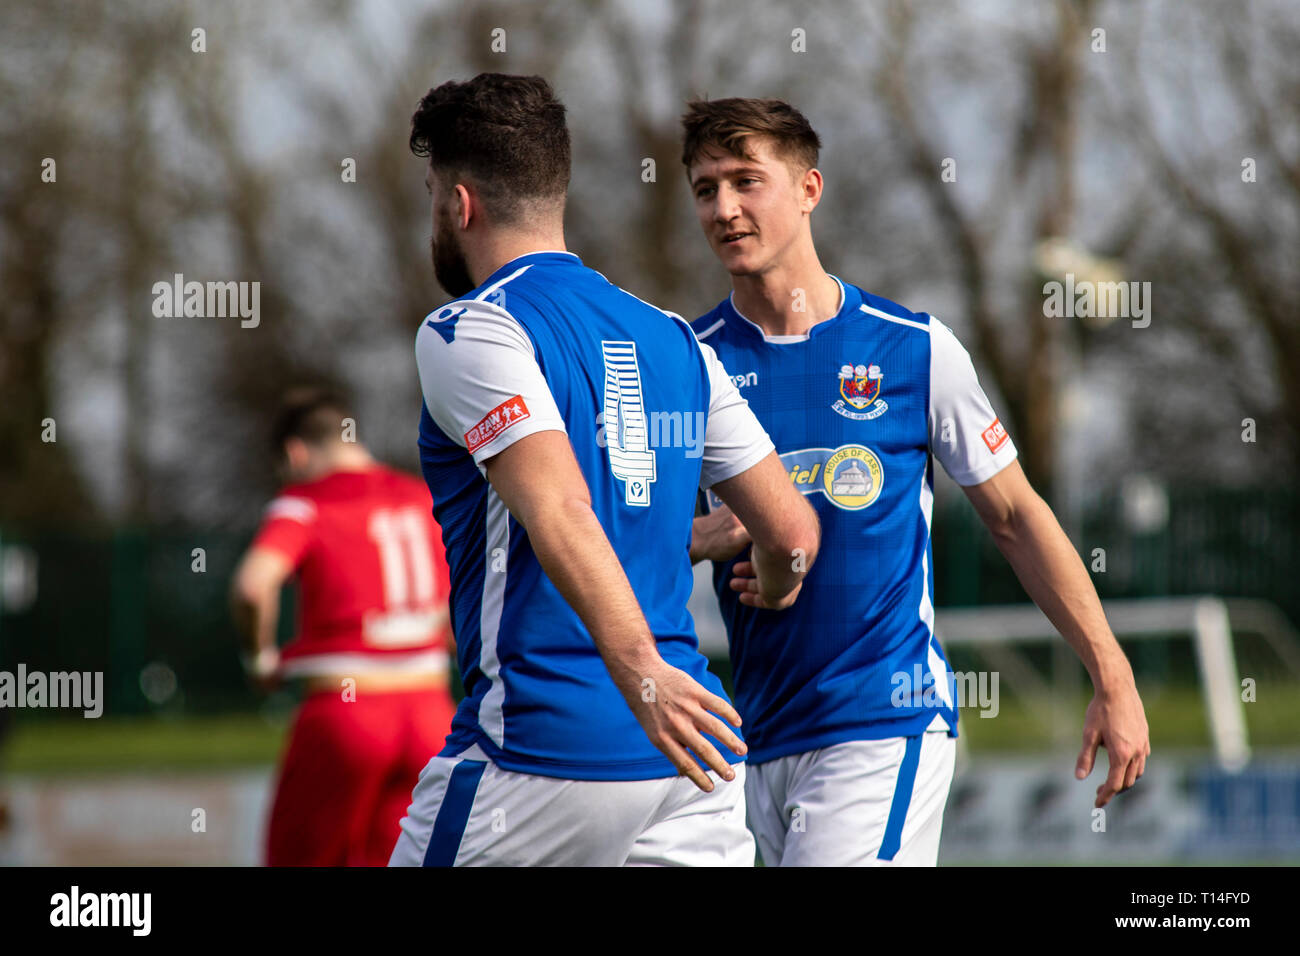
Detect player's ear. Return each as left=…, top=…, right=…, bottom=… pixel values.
left=454, top=183, right=473, bottom=230
left=801, top=167, right=823, bottom=213
left=284, top=438, right=309, bottom=475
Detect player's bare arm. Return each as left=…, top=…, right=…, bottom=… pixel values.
left=229, top=546, right=292, bottom=689
left=709, top=450, right=821, bottom=610
left=962, top=460, right=1151, bottom=808
left=689, top=504, right=751, bottom=564
left=484, top=428, right=748, bottom=793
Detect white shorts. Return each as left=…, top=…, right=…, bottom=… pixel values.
left=389, top=745, right=755, bottom=866
left=746, top=730, right=956, bottom=866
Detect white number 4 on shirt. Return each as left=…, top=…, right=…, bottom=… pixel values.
left=601, top=340, right=657, bottom=506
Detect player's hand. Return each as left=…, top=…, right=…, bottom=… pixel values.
left=728, top=560, right=803, bottom=610
left=690, top=506, right=752, bottom=564
left=242, top=646, right=282, bottom=694
left=624, top=659, right=746, bottom=793
left=1075, top=680, right=1151, bottom=808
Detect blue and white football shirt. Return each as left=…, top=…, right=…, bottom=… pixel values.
left=415, top=251, right=773, bottom=781
left=692, top=277, right=1018, bottom=764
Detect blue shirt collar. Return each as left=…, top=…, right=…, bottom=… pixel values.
left=726, top=275, right=860, bottom=344
left=478, top=250, right=580, bottom=290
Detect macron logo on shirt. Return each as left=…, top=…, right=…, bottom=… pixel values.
left=466, top=395, right=530, bottom=453
left=426, top=306, right=467, bottom=344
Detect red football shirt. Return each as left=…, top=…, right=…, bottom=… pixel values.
left=251, top=465, right=452, bottom=675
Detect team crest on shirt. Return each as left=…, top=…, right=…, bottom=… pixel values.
left=832, top=363, right=889, bottom=421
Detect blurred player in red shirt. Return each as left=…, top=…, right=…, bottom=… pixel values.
left=230, top=388, right=456, bottom=866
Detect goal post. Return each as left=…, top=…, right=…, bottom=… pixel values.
left=932, top=596, right=1286, bottom=772
left=689, top=562, right=1291, bottom=773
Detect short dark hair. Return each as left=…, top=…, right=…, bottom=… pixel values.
left=271, top=387, right=352, bottom=454
left=680, top=97, right=821, bottom=173
left=410, top=73, right=570, bottom=223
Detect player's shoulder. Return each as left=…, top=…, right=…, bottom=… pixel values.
left=262, top=488, right=319, bottom=525
left=378, top=465, right=434, bottom=504
left=581, top=262, right=696, bottom=335
left=416, top=257, right=597, bottom=351
left=578, top=267, right=706, bottom=364
left=853, top=285, right=938, bottom=335
left=416, top=294, right=521, bottom=348
left=690, top=300, right=729, bottom=341
left=348, top=467, right=435, bottom=518
left=462, top=250, right=601, bottom=323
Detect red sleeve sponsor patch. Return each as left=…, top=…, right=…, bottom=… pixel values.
left=465, top=395, right=531, bottom=453
left=982, top=418, right=1009, bottom=454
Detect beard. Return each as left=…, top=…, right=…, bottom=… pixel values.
left=430, top=212, right=476, bottom=299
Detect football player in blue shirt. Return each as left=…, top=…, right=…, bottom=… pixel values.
left=388, top=76, right=821, bottom=867
left=681, top=97, right=1150, bottom=866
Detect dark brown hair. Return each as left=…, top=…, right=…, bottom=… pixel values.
left=680, top=97, right=821, bottom=173
left=271, top=387, right=353, bottom=454
left=410, top=73, right=570, bottom=223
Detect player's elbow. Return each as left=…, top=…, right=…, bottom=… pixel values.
left=984, top=508, right=1018, bottom=547
left=518, top=492, right=594, bottom=534
left=966, top=461, right=1043, bottom=549
left=229, top=572, right=265, bottom=614
left=774, top=497, right=821, bottom=572
left=230, top=555, right=281, bottom=612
